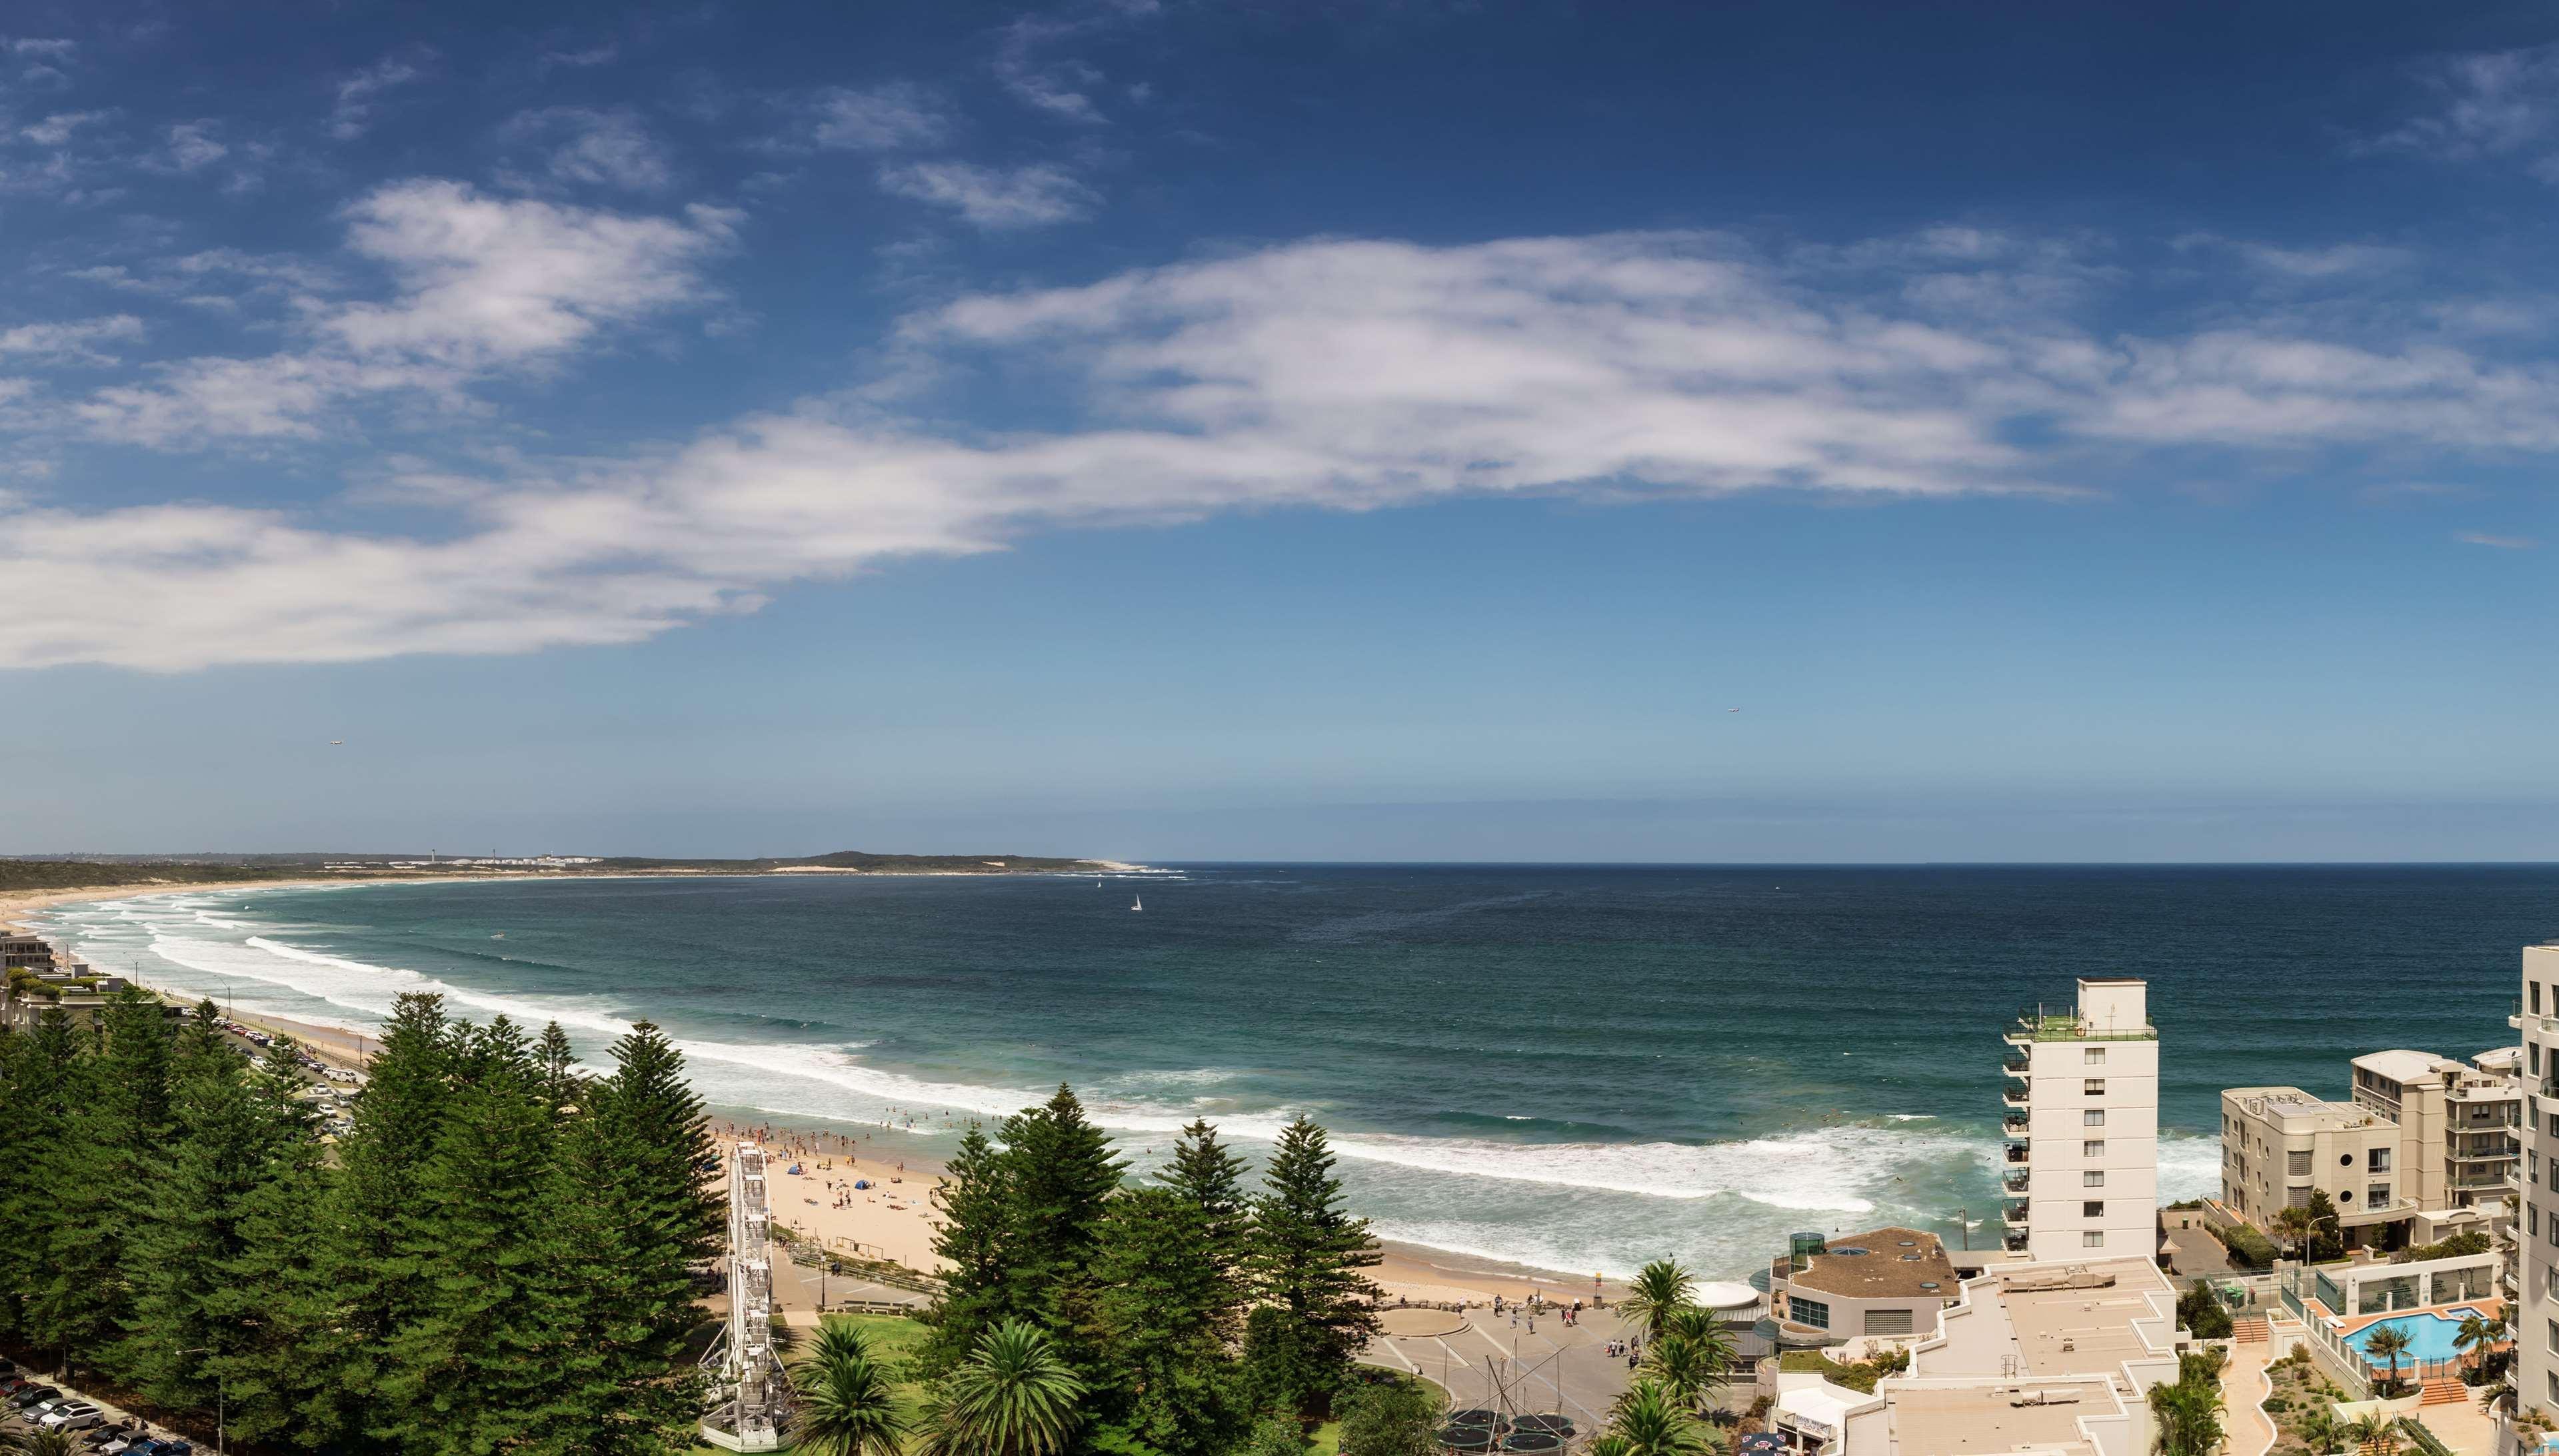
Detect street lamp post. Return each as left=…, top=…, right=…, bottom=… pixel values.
left=175, top=1347, right=224, bottom=1455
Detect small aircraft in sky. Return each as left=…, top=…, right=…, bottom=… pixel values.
left=329, top=740, right=345, bottom=745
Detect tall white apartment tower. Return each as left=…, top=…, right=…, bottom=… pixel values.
left=2510, top=944, right=2559, bottom=1422
left=2000, top=978, right=2160, bottom=1263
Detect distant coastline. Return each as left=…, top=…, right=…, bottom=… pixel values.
left=0, top=850, right=1148, bottom=928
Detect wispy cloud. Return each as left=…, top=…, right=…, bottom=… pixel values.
left=879, top=160, right=1095, bottom=228
left=20, top=110, right=107, bottom=146
left=2366, top=44, right=2559, bottom=180
left=797, top=83, right=948, bottom=151
left=995, top=17, right=1109, bottom=124
left=22, top=227, right=2559, bottom=671
left=0, top=315, right=143, bottom=365
left=2454, top=530, right=2536, bottom=548
left=74, top=181, right=734, bottom=446
left=331, top=50, right=433, bottom=140
left=503, top=107, right=675, bottom=191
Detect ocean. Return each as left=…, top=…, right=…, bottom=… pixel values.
left=28, top=864, right=2557, bottom=1281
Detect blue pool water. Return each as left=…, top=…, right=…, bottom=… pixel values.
left=2347, top=1308, right=2486, bottom=1365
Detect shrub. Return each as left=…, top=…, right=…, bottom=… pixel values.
left=2209, top=1222, right=2278, bottom=1270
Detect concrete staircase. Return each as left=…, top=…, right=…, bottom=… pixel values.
left=2232, top=1315, right=2268, bottom=1344
left=2418, top=1377, right=2468, bottom=1407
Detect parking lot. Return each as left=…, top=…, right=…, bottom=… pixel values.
left=0, top=1358, right=202, bottom=1453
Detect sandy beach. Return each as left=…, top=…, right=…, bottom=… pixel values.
left=714, top=1120, right=1628, bottom=1309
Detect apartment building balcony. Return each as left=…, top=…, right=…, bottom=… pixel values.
left=2002, top=1139, right=2030, bottom=1165
left=2002, top=1169, right=2030, bottom=1193
left=2002, top=1231, right=2029, bottom=1254
left=2002, top=1201, right=2029, bottom=1229
left=2002, top=1113, right=2030, bottom=1136
left=2002, top=1083, right=2029, bottom=1106
left=2002, top=1053, right=2031, bottom=1077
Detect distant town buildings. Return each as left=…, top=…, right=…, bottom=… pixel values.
left=2000, top=978, right=2160, bottom=1263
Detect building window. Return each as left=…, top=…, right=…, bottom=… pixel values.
left=2539, top=982, right=2547, bottom=1015
left=2084, top=1170, right=2106, bottom=1188
left=1788, top=1296, right=1830, bottom=1331
left=2083, top=1201, right=2105, bottom=1217
left=2084, top=1140, right=2105, bottom=1157
left=2084, top=1078, right=2106, bottom=1095
left=2368, top=1185, right=2390, bottom=1207
left=2368, top=1148, right=2391, bottom=1173
left=2084, top=1048, right=2105, bottom=1065
left=2547, top=1318, right=2557, bottom=1356
left=2549, top=1371, right=2558, bottom=1406
left=2288, top=1150, right=2312, bottom=1177
left=2536, top=1205, right=2543, bottom=1237
left=2538, top=1044, right=2546, bottom=1076
left=1863, top=1308, right=1914, bottom=1336
left=2082, top=1231, right=2104, bottom=1248
left=2084, top=1110, right=2106, bottom=1127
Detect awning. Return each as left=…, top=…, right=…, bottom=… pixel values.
left=1774, top=1387, right=1863, bottom=1439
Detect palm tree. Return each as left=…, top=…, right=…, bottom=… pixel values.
left=1608, top=1379, right=1712, bottom=1456
left=1644, top=1335, right=1712, bottom=1411
left=921, top=1319, right=1087, bottom=1456
left=2146, top=1378, right=2222, bottom=1456
left=2455, top=1311, right=2510, bottom=1376
left=2296, top=1406, right=2346, bottom=1456
left=2272, top=1207, right=2315, bottom=1264
left=1661, top=1307, right=1741, bottom=1386
left=0, top=1431, right=73, bottom=1456
left=2478, top=1373, right=2517, bottom=1417
left=2344, top=1412, right=2399, bottom=1456
left=791, top=1316, right=911, bottom=1456
left=2362, top=1325, right=2414, bottom=1397
left=1622, top=1259, right=1698, bottom=1345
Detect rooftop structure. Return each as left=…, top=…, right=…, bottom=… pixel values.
left=1766, top=1227, right=1961, bottom=1345
left=2000, top=978, right=2159, bottom=1263
left=1776, top=1255, right=2186, bottom=1456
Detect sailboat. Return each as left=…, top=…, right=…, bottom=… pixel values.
left=1131, top=894, right=1143, bottom=912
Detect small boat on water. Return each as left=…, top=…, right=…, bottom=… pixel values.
left=1131, top=894, right=1143, bottom=912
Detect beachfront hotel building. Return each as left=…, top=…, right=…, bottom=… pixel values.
left=2000, top=978, right=2160, bottom=1263
left=2220, top=1048, right=2520, bottom=1249
left=2508, top=942, right=2559, bottom=1426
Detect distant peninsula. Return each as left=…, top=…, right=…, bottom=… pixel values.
left=0, top=849, right=1133, bottom=896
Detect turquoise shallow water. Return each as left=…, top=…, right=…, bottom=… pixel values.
left=29, top=864, right=2558, bottom=1278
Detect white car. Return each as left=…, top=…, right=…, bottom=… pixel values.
left=40, top=1400, right=103, bottom=1429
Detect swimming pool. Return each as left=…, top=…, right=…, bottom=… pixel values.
left=2346, top=1307, right=2492, bottom=1365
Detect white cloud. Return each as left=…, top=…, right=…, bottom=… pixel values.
left=801, top=83, right=947, bottom=151
left=504, top=107, right=674, bottom=190
left=2368, top=45, right=2559, bottom=180
left=4, top=39, right=75, bottom=59
left=879, top=160, right=1095, bottom=229
left=75, top=181, right=733, bottom=445
left=2454, top=530, right=2536, bottom=549
left=331, top=51, right=431, bottom=139
left=162, top=121, right=229, bottom=171
left=0, top=315, right=143, bottom=365
left=20, top=227, right=2559, bottom=672
left=21, top=110, right=106, bottom=145
left=994, top=17, right=1108, bottom=123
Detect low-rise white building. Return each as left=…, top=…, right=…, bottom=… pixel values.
left=1771, top=1255, right=2188, bottom=1456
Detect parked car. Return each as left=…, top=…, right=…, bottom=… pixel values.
left=0, top=1375, right=30, bottom=1395
left=11, top=1384, right=61, bottom=1409
left=81, top=1423, right=139, bottom=1449
left=43, top=1401, right=106, bottom=1431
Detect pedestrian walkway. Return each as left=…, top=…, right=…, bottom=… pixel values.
left=2222, top=1341, right=2277, bottom=1456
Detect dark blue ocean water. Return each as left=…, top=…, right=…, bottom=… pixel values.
left=33, top=864, right=2557, bottom=1277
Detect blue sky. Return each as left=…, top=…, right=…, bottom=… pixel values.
left=1, top=1, right=2556, bottom=860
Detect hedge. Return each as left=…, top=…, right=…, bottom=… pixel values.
left=2210, top=1221, right=2278, bottom=1269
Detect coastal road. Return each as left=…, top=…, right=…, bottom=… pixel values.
left=1365, top=1305, right=1640, bottom=1430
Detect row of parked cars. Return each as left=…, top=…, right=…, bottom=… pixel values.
left=0, top=1360, right=193, bottom=1454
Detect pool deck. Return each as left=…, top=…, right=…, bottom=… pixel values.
left=2334, top=1300, right=2498, bottom=1341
